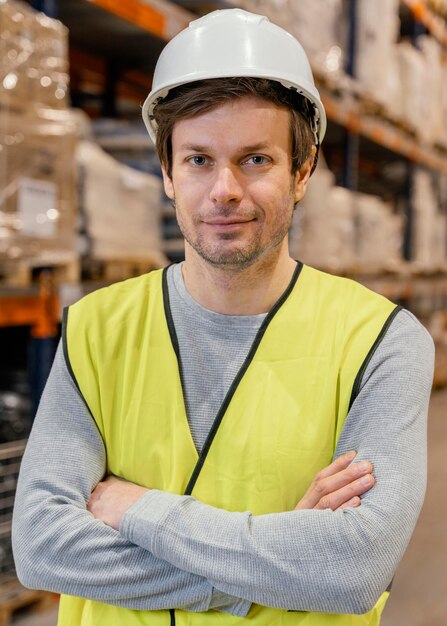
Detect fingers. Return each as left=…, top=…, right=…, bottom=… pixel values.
left=338, top=496, right=361, bottom=510
left=87, top=476, right=116, bottom=512
left=313, top=450, right=357, bottom=480
left=314, top=473, right=375, bottom=511
left=315, top=460, right=374, bottom=502
left=295, top=451, right=375, bottom=511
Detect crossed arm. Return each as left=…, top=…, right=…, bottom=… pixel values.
left=12, top=345, right=239, bottom=614
left=12, top=311, right=434, bottom=615
left=88, top=451, right=375, bottom=531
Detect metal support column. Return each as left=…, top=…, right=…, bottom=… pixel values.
left=28, top=336, right=57, bottom=418
left=102, top=62, right=120, bottom=118
left=28, top=271, right=59, bottom=418
left=402, top=11, right=426, bottom=262
left=29, top=0, right=58, bottom=18
left=343, top=0, right=359, bottom=191
left=403, top=162, right=415, bottom=261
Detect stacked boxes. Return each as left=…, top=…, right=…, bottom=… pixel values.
left=0, top=0, right=69, bottom=114
left=289, top=158, right=405, bottom=274
left=77, top=140, right=167, bottom=268
left=354, top=0, right=401, bottom=113
left=0, top=0, right=77, bottom=273
left=232, top=0, right=345, bottom=75
left=413, top=169, right=447, bottom=270
left=232, top=0, right=447, bottom=151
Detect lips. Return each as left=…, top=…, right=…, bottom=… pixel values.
left=203, top=216, right=253, bottom=225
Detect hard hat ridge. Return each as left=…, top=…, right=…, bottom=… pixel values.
left=142, top=8, right=327, bottom=145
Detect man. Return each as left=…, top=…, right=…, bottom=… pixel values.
left=12, top=9, right=434, bottom=626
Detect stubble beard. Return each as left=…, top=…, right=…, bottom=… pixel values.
left=175, top=199, right=295, bottom=270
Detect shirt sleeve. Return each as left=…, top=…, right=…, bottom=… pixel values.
left=120, top=308, right=435, bottom=615
left=11, top=342, right=250, bottom=617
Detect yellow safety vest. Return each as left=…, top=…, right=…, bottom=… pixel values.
left=60, top=263, right=399, bottom=626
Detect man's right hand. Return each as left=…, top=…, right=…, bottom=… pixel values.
left=295, top=451, right=375, bottom=511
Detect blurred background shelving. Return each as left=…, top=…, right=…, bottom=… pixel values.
left=0, top=0, right=446, bottom=402
left=0, top=0, right=446, bottom=426
left=1, top=1, right=447, bottom=621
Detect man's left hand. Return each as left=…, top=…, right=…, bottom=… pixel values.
left=87, top=475, right=148, bottom=530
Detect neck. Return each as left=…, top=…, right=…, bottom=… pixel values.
left=181, top=244, right=297, bottom=315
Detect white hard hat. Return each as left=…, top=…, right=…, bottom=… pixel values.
left=142, top=9, right=327, bottom=145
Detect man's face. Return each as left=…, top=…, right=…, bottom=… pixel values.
left=162, top=96, right=311, bottom=269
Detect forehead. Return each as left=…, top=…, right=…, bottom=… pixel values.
left=171, top=96, right=291, bottom=152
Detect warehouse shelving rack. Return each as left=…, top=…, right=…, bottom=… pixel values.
left=0, top=439, right=58, bottom=619
left=402, top=0, right=447, bottom=46
left=321, top=87, right=447, bottom=177
left=0, top=272, right=60, bottom=416
left=2, top=0, right=447, bottom=393
left=0, top=439, right=27, bottom=576
left=27, top=0, right=447, bottom=174
left=26, top=0, right=447, bottom=177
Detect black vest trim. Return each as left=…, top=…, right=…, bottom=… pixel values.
left=349, top=305, right=403, bottom=411
left=161, top=262, right=304, bottom=497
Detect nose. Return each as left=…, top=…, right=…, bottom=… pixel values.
left=209, top=165, right=243, bottom=204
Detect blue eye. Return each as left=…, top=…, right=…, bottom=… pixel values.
left=190, top=156, right=207, bottom=166
left=246, top=155, right=269, bottom=166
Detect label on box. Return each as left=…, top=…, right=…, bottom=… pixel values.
left=18, top=177, right=58, bottom=237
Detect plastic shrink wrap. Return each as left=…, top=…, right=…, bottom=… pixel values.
left=354, top=0, right=401, bottom=113
left=223, top=0, right=344, bottom=76
left=289, top=160, right=356, bottom=272
left=355, top=193, right=403, bottom=270
left=0, top=1, right=75, bottom=277
left=412, top=169, right=447, bottom=269
left=284, top=0, right=344, bottom=75
left=0, top=108, right=77, bottom=264
left=395, top=42, right=426, bottom=134
left=440, top=62, right=447, bottom=149
left=0, top=0, right=69, bottom=114
left=290, top=158, right=403, bottom=273
left=76, top=141, right=167, bottom=268
left=416, top=36, right=445, bottom=145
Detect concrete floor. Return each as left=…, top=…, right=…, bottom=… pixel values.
left=381, top=387, right=447, bottom=626
left=12, top=388, right=447, bottom=626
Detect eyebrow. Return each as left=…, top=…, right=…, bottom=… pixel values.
left=178, top=143, right=271, bottom=153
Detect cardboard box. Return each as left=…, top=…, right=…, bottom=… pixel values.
left=0, top=108, right=78, bottom=263
left=77, top=141, right=166, bottom=266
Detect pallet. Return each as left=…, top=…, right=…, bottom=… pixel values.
left=0, top=579, right=56, bottom=626
left=81, top=257, right=164, bottom=282
left=433, top=344, right=447, bottom=389
left=432, top=313, right=447, bottom=389
left=0, top=258, right=80, bottom=288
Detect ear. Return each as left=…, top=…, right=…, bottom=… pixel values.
left=161, top=165, right=175, bottom=201
left=294, top=145, right=317, bottom=203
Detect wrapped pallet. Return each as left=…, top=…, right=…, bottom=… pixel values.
left=417, top=36, right=444, bottom=145
left=287, top=0, right=344, bottom=74
left=412, top=168, right=446, bottom=269
left=77, top=141, right=167, bottom=268
left=0, top=0, right=69, bottom=114
left=354, top=0, right=401, bottom=114
left=440, top=63, right=447, bottom=149
left=289, top=160, right=356, bottom=272
left=290, top=156, right=405, bottom=273
left=289, top=161, right=334, bottom=266
left=395, top=42, right=426, bottom=134
left=355, top=193, right=403, bottom=271
left=232, top=0, right=344, bottom=75
left=0, top=107, right=77, bottom=268
left=0, top=1, right=75, bottom=282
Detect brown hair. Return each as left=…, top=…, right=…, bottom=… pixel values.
left=150, top=77, right=316, bottom=178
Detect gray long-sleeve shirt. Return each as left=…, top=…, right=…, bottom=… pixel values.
left=12, top=263, right=435, bottom=617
